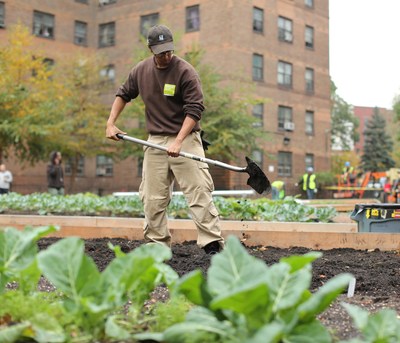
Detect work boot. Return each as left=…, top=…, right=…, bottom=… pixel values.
left=203, top=241, right=221, bottom=255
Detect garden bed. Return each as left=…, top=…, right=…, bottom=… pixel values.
left=36, top=236, right=400, bottom=342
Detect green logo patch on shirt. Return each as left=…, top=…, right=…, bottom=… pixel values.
left=163, top=84, right=176, bottom=96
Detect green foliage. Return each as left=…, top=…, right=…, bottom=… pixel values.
left=340, top=303, right=400, bottom=343
left=330, top=80, right=360, bottom=151
left=361, top=107, right=395, bottom=172
left=136, top=236, right=353, bottom=343
left=0, top=227, right=178, bottom=342
left=0, top=192, right=338, bottom=222
left=0, top=226, right=58, bottom=293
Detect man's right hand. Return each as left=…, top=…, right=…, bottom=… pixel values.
left=106, top=124, right=126, bottom=141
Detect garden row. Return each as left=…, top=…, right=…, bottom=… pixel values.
left=1, top=226, right=399, bottom=342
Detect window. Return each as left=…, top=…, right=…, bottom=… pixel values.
left=0, top=2, right=5, bottom=28
left=252, top=103, right=264, bottom=127
left=252, top=54, right=263, bottom=81
left=100, top=64, right=115, bottom=83
left=140, top=13, right=159, bottom=37
left=305, top=0, right=314, bottom=8
left=277, top=61, right=292, bottom=87
left=253, top=7, right=263, bottom=33
left=305, top=110, right=314, bottom=135
left=74, top=21, right=87, bottom=46
left=75, top=0, right=88, bottom=3
left=252, top=150, right=263, bottom=167
left=186, top=5, right=200, bottom=32
left=305, top=68, right=314, bottom=92
left=99, top=0, right=117, bottom=5
left=33, top=11, right=54, bottom=38
left=96, top=155, right=113, bottom=176
left=278, top=152, right=292, bottom=177
left=305, top=25, right=314, bottom=48
left=305, top=154, right=314, bottom=171
left=98, top=22, right=115, bottom=47
left=65, top=157, right=85, bottom=176
left=278, top=106, right=293, bottom=130
left=278, top=16, right=292, bottom=42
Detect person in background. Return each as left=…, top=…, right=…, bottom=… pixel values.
left=271, top=180, right=285, bottom=200
left=0, top=163, right=13, bottom=194
left=298, top=167, right=317, bottom=199
left=47, top=151, right=64, bottom=195
left=342, top=161, right=356, bottom=185
left=105, top=25, right=224, bottom=255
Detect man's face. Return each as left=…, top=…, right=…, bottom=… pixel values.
left=153, top=50, right=173, bottom=68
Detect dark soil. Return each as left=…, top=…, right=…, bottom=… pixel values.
left=37, top=237, right=400, bottom=341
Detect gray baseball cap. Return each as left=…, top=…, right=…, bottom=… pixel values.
left=147, top=25, right=174, bottom=54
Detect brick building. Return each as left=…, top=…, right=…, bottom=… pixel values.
left=0, top=0, right=331, bottom=195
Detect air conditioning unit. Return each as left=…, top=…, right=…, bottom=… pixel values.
left=284, top=121, right=295, bottom=131
left=99, top=0, right=110, bottom=6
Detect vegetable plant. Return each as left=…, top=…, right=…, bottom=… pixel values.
left=136, top=235, right=354, bottom=343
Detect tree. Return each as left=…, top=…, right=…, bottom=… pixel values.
left=361, top=107, right=395, bottom=172
left=330, top=80, right=359, bottom=151
left=0, top=24, right=58, bottom=163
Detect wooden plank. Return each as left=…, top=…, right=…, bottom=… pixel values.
left=1, top=215, right=399, bottom=251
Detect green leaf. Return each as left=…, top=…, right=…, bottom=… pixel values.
left=0, top=322, right=31, bottom=343
left=105, top=315, right=131, bottom=340
left=285, top=320, right=332, bottom=343
left=280, top=252, right=322, bottom=273
left=37, top=237, right=101, bottom=300
left=265, top=263, right=312, bottom=313
left=297, top=273, right=353, bottom=322
left=245, top=322, right=284, bottom=343
left=174, top=270, right=208, bottom=306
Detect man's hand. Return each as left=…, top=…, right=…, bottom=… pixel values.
left=167, top=139, right=182, bottom=157
left=106, top=124, right=126, bottom=141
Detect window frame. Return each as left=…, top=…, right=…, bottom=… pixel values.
left=305, top=110, right=314, bottom=135
left=305, top=0, right=314, bottom=8
left=278, top=16, right=293, bottom=43
left=252, top=103, right=264, bottom=128
left=278, top=105, right=293, bottom=130
left=277, top=60, right=293, bottom=87
left=305, top=25, right=314, bottom=48
left=253, top=7, right=264, bottom=33
left=98, top=21, right=115, bottom=48
left=305, top=67, right=314, bottom=93
left=278, top=151, right=292, bottom=177
left=305, top=153, right=314, bottom=171
left=186, top=5, right=200, bottom=32
left=140, top=13, right=159, bottom=37
left=33, top=10, right=55, bottom=39
left=74, top=20, right=87, bottom=46
left=96, top=155, right=113, bottom=177
left=252, top=53, right=264, bottom=81
left=64, top=156, right=85, bottom=177
left=0, top=2, right=5, bottom=28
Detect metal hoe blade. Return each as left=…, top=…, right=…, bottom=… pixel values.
left=245, top=157, right=272, bottom=194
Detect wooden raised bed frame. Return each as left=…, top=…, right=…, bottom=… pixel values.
left=1, top=215, right=399, bottom=251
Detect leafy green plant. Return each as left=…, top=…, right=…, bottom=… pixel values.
left=0, top=192, right=338, bottom=222
left=0, top=226, right=58, bottom=293
left=340, top=303, right=400, bottom=343
left=36, top=237, right=179, bottom=341
left=136, top=236, right=353, bottom=343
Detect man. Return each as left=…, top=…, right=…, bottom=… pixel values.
left=106, top=25, right=224, bottom=254
left=271, top=180, right=285, bottom=200
left=342, top=161, right=356, bottom=185
left=298, top=167, right=317, bottom=199
left=0, top=164, right=13, bottom=194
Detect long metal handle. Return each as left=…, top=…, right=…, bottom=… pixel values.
left=116, top=134, right=246, bottom=172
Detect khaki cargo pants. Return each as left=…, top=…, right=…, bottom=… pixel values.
left=139, top=132, right=224, bottom=249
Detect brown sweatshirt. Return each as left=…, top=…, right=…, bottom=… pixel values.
left=116, top=55, right=205, bottom=135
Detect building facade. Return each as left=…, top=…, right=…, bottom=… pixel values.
left=0, top=0, right=330, bottom=195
